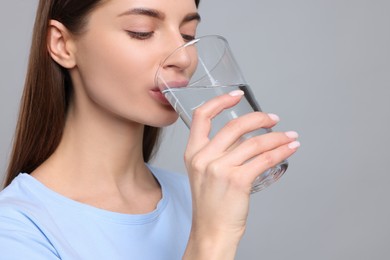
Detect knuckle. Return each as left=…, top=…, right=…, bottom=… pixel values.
left=248, top=137, right=262, bottom=151
left=189, top=153, right=206, bottom=171
left=253, top=112, right=268, bottom=125
left=224, top=118, right=241, bottom=132
left=224, top=112, right=268, bottom=134
left=206, top=161, right=223, bottom=176
left=183, top=152, right=191, bottom=164
left=262, top=153, right=275, bottom=168
left=206, top=162, right=230, bottom=183
left=192, top=107, right=208, bottom=120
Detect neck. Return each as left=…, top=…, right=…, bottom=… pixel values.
left=32, top=94, right=159, bottom=205
left=57, top=103, right=146, bottom=181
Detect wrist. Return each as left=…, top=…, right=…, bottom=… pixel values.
left=183, top=227, right=244, bottom=260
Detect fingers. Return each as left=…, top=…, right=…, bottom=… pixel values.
left=184, top=88, right=301, bottom=192
left=205, top=112, right=280, bottom=154
left=237, top=139, right=300, bottom=184
left=223, top=131, right=299, bottom=167
left=186, top=90, right=280, bottom=158
left=186, top=90, right=244, bottom=156
left=206, top=131, right=299, bottom=188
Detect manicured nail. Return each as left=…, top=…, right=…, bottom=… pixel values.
left=285, top=131, right=299, bottom=139
left=288, top=141, right=301, bottom=149
left=228, top=90, right=244, bottom=97
left=268, top=113, right=280, bottom=122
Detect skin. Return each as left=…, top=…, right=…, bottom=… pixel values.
left=31, top=0, right=299, bottom=258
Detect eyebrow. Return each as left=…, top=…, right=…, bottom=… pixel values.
left=182, top=12, right=202, bottom=24
left=118, top=8, right=201, bottom=24
left=118, top=8, right=165, bottom=19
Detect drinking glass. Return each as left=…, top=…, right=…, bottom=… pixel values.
left=155, top=35, right=288, bottom=193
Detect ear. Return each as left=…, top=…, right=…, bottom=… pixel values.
left=47, top=20, right=77, bottom=69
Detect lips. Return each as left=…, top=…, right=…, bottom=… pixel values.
left=150, top=87, right=171, bottom=105
left=161, top=80, right=189, bottom=89
left=150, top=80, right=189, bottom=106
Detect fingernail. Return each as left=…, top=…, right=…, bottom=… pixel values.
left=285, top=131, right=299, bottom=139
left=228, top=90, right=244, bottom=97
left=288, top=141, right=301, bottom=149
left=268, top=113, right=280, bottom=122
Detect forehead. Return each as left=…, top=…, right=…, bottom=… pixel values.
left=94, top=0, right=198, bottom=16
left=81, top=0, right=199, bottom=32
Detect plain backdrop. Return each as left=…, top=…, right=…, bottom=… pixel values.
left=1, top=1, right=389, bottom=259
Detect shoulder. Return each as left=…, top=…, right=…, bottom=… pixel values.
left=0, top=174, right=35, bottom=211
left=0, top=174, right=57, bottom=237
left=0, top=174, right=60, bottom=258
left=0, top=174, right=47, bottom=228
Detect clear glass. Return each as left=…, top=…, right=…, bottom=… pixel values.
left=156, top=35, right=288, bottom=193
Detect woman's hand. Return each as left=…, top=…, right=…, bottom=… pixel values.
left=183, top=90, right=299, bottom=259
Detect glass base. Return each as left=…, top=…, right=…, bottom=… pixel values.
left=251, top=160, right=288, bottom=193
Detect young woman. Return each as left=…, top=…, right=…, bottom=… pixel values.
left=0, top=0, right=299, bottom=259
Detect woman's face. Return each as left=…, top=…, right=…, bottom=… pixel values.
left=69, top=0, right=200, bottom=127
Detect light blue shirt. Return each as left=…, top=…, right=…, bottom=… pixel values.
left=0, top=166, right=192, bottom=259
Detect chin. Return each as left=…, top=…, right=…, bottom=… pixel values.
left=146, top=109, right=180, bottom=128
left=155, top=115, right=180, bottom=128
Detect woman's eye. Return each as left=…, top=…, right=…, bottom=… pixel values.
left=182, top=34, right=195, bottom=42
left=127, top=31, right=154, bottom=40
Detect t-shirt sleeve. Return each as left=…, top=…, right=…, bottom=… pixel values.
left=0, top=213, right=60, bottom=259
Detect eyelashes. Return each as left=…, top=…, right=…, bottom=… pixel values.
left=181, top=34, right=195, bottom=42
left=126, top=31, right=195, bottom=42
left=126, top=31, right=154, bottom=40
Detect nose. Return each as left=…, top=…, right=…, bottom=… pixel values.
left=161, top=36, right=193, bottom=71
left=164, top=47, right=192, bottom=71
left=155, top=34, right=198, bottom=89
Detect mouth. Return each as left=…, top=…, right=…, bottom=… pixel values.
left=161, top=80, right=189, bottom=89
left=150, top=80, right=189, bottom=106
left=150, top=87, right=171, bottom=106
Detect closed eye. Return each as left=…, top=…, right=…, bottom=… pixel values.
left=127, top=31, right=154, bottom=40
left=182, top=34, right=195, bottom=42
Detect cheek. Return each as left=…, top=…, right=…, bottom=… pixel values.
left=78, top=39, right=151, bottom=90
left=76, top=36, right=153, bottom=104
left=73, top=35, right=178, bottom=126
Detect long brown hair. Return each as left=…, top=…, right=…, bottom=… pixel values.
left=4, top=0, right=200, bottom=187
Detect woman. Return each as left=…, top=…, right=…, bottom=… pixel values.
left=0, top=0, right=299, bottom=259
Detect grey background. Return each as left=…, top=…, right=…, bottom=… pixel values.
left=1, top=0, right=389, bottom=259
